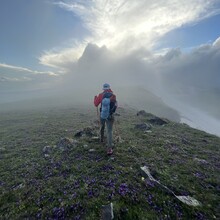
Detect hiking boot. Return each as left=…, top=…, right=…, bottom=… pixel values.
left=100, top=139, right=104, bottom=143
left=107, top=148, right=113, bottom=155
left=100, top=137, right=104, bottom=143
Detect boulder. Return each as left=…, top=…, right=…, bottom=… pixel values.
left=43, top=145, right=52, bottom=154
left=101, top=203, right=114, bottom=220
left=135, top=123, right=151, bottom=131
left=148, top=117, right=168, bottom=125
left=74, top=127, right=97, bottom=138
left=57, top=137, right=77, bottom=150
left=137, top=110, right=148, bottom=117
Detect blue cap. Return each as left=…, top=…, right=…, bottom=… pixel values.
left=103, top=83, right=110, bottom=90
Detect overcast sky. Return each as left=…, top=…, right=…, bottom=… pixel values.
left=1, top=0, right=220, bottom=135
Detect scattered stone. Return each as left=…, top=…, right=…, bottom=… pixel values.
left=89, top=149, right=96, bottom=152
left=202, top=139, right=208, bottom=143
left=194, top=158, right=208, bottom=164
left=43, top=145, right=52, bottom=154
left=137, top=110, right=148, bottom=117
left=144, top=130, right=152, bottom=133
left=108, top=157, right=115, bottom=161
left=83, top=144, right=88, bottom=148
left=120, top=207, right=129, bottom=215
left=135, top=123, right=151, bottom=131
left=115, top=135, right=124, bottom=143
left=175, top=196, right=201, bottom=207
left=57, top=137, right=77, bottom=150
left=83, top=126, right=96, bottom=137
left=114, top=113, right=120, bottom=116
left=13, top=183, right=25, bottom=190
left=92, top=120, right=100, bottom=129
left=91, top=136, right=100, bottom=141
left=74, top=127, right=97, bottom=138
left=44, top=154, right=50, bottom=158
left=140, top=166, right=158, bottom=183
left=181, top=138, right=190, bottom=145
left=101, top=203, right=114, bottom=220
left=148, top=117, right=168, bottom=125
left=74, top=130, right=84, bottom=137
left=140, top=166, right=201, bottom=206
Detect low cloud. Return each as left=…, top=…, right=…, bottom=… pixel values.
left=0, top=63, right=59, bottom=93
left=41, top=0, right=220, bottom=69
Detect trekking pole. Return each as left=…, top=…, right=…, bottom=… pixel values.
left=96, top=106, right=100, bottom=127
left=114, top=116, right=120, bottom=137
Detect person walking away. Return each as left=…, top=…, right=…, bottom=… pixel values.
left=94, top=83, right=117, bottom=155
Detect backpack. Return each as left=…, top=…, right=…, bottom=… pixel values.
left=100, top=92, right=117, bottom=119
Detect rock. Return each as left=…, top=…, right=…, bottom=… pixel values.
left=89, top=149, right=96, bottom=152
left=135, top=123, right=151, bottom=131
left=13, top=183, right=25, bottom=190
left=92, top=120, right=100, bottom=129
left=91, top=136, right=100, bottom=141
left=101, top=203, right=114, bottom=220
left=181, top=138, right=190, bottom=145
left=194, top=158, right=208, bottom=164
left=74, top=127, right=97, bottom=138
left=57, top=137, right=77, bottom=150
left=148, top=117, right=168, bottom=125
left=114, top=113, right=120, bottom=116
left=137, top=110, right=148, bottom=117
left=43, top=145, right=52, bottom=154
left=115, top=135, right=124, bottom=143
left=74, top=130, right=84, bottom=137
left=83, top=126, right=96, bottom=137
left=140, top=166, right=201, bottom=206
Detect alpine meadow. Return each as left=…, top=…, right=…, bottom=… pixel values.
left=0, top=0, right=220, bottom=219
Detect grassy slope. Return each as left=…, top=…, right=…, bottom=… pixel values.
left=0, top=106, right=219, bottom=219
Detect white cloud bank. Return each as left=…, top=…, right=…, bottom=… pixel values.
left=40, top=0, right=220, bottom=68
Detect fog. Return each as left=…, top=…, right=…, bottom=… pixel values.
left=1, top=38, right=220, bottom=136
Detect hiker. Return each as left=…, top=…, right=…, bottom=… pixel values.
left=94, top=83, right=117, bottom=155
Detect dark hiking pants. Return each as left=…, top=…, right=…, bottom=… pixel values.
left=100, top=115, right=114, bottom=148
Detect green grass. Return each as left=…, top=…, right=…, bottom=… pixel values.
left=0, top=106, right=219, bottom=219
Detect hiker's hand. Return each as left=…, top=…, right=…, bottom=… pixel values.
left=94, top=95, right=98, bottom=106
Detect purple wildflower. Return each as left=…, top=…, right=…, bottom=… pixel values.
left=118, top=183, right=129, bottom=196
left=195, top=212, right=205, bottom=220
left=52, top=207, right=65, bottom=219
left=108, top=191, right=115, bottom=200
left=105, top=179, right=116, bottom=188
left=194, top=172, right=205, bottom=179
left=36, top=212, right=41, bottom=219
left=88, top=190, right=93, bottom=198
left=145, top=179, right=155, bottom=188
left=102, top=165, right=114, bottom=171
left=147, top=194, right=154, bottom=206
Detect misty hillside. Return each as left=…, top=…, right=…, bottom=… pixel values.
left=117, top=86, right=180, bottom=122
left=0, top=85, right=181, bottom=124
left=0, top=106, right=219, bottom=219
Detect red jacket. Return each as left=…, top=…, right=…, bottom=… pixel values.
left=94, top=89, right=115, bottom=107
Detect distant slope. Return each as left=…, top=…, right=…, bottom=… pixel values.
left=117, top=86, right=180, bottom=122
